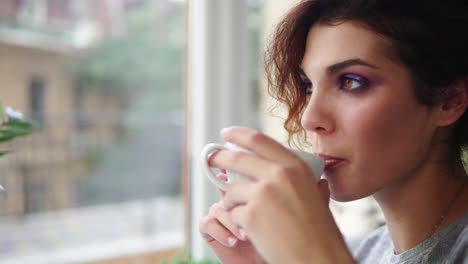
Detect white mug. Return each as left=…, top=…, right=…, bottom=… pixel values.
left=200, top=142, right=324, bottom=191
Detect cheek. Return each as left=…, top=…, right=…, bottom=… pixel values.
left=345, top=95, right=431, bottom=175
left=347, top=103, right=399, bottom=149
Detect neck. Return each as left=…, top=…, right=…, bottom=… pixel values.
left=374, top=159, right=468, bottom=254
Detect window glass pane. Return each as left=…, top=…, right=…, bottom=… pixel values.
left=29, top=77, right=46, bottom=123
left=0, top=0, right=185, bottom=262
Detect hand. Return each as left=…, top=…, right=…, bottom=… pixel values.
left=209, top=127, right=354, bottom=264
left=199, top=173, right=266, bottom=264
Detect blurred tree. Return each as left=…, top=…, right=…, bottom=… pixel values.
left=71, top=0, right=183, bottom=112
left=74, top=0, right=186, bottom=205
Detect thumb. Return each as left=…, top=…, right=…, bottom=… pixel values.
left=317, top=179, right=330, bottom=205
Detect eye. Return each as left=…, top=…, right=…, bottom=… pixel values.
left=339, top=74, right=368, bottom=91
left=302, top=80, right=313, bottom=95
left=299, top=74, right=313, bottom=95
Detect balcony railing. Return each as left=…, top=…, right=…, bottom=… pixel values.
left=0, top=111, right=184, bottom=262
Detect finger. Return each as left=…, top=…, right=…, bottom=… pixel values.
left=208, top=202, right=248, bottom=241
left=228, top=204, right=251, bottom=233
left=222, top=182, right=255, bottom=212
left=317, top=179, right=330, bottom=205
left=220, top=126, right=303, bottom=167
left=215, top=203, right=249, bottom=241
left=199, top=216, right=239, bottom=247
left=208, top=149, right=274, bottom=181
left=216, top=172, right=229, bottom=183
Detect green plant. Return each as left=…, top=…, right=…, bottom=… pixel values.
left=159, top=252, right=219, bottom=264
left=0, top=101, right=36, bottom=191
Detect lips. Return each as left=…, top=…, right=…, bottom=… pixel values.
left=324, top=159, right=344, bottom=170
left=316, top=153, right=345, bottom=170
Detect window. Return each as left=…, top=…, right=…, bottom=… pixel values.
left=1, top=1, right=382, bottom=262
left=0, top=0, right=186, bottom=262
left=29, top=77, right=46, bottom=124
left=22, top=167, right=48, bottom=213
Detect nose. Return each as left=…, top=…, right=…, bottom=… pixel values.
left=301, top=91, right=335, bottom=135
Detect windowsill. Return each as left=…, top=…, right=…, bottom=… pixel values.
left=1, top=231, right=184, bottom=264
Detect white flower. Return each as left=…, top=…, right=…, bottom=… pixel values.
left=5, top=106, right=24, bottom=120
left=0, top=185, right=6, bottom=197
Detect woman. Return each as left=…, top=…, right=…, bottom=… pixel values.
left=199, top=0, right=468, bottom=263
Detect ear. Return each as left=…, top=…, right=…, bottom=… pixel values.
left=433, top=78, right=468, bottom=127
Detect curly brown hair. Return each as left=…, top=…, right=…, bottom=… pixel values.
left=264, top=0, right=468, bottom=160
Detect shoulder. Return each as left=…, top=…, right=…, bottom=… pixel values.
left=445, top=217, right=468, bottom=263
left=422, top=212, right=468, bottom=263
left=348, top=213, right=468, bottom=263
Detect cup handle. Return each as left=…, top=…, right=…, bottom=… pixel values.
left=200, top=143, right=229, bottom=191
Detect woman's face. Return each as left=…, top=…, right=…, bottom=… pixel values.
left=300, top=21, right=437, bottom=201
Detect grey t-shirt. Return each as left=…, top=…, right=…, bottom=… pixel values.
left=351, top=212, right=468, bottom=263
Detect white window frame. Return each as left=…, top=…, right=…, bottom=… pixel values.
left=187, top=0, right=253, bottom=260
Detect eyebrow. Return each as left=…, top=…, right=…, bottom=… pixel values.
left=299, top=58, right=378, bottom=78
left=326, top=58, right=378, bottom=75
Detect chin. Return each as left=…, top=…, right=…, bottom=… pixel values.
left=327, top=179, right=368, bottom=202
left=330, top=192, right=360, bottom=202
left=324, top=168, right=371, bottom=202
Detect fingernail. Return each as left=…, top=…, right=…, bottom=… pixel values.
left=220, top=127, right=233, bottom=136
left=216, top=173, right=228, bottom=182
left=227, top=236, right=238, bottom=247
left=239, top=229, right=248, bottom=240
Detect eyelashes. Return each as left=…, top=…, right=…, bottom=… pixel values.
left=300, top=77, right=313, bottom=95
left=300, top=73, right=370, bottom=95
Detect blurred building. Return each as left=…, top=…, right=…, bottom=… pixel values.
left=0, top=1, right=185, bottom=262
left=0, top=0, right=130, bottom=216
